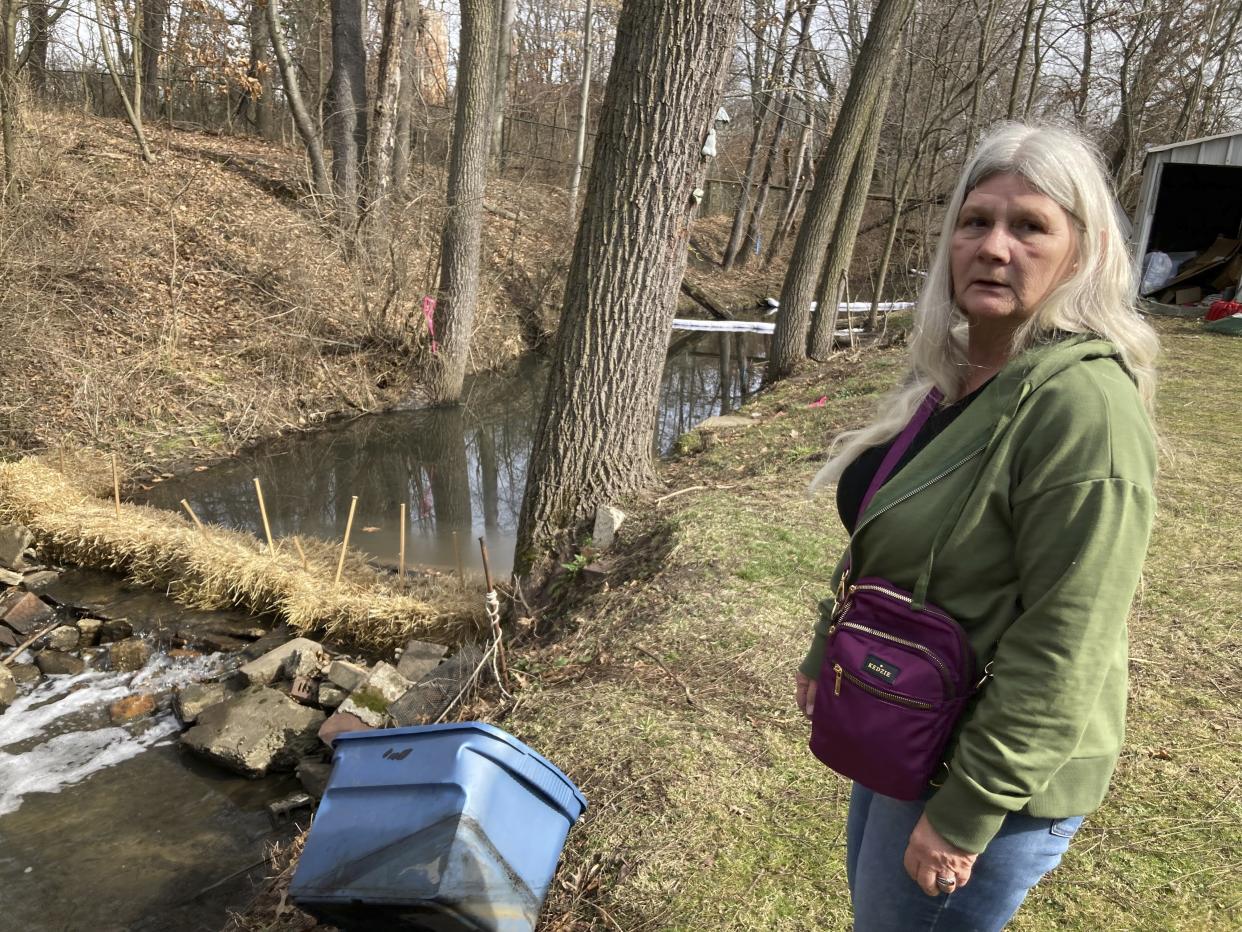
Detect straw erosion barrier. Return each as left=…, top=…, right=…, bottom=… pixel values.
left=0, top=459, right=484, bottom=651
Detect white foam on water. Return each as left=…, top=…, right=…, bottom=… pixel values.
left=0, top=649, right=230, bottom=816
left=0, top=718, right=181, bottom=817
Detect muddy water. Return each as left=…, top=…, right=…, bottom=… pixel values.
left=140, top=333, right=768, bottom=579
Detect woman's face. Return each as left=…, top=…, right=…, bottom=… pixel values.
left=950, top=172, right=1079, bottom=326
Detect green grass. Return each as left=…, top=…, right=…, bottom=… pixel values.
left=514, top=320, right=1240, bottom=931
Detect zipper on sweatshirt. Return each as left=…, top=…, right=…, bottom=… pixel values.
left=852, top=444, right=988, bottom=540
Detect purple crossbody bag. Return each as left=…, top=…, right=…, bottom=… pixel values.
left=809, top=389, right=986, bottom=801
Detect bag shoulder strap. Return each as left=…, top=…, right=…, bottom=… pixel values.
left=857, top=387, right=944, bottom=517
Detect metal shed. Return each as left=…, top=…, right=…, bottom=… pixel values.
left=1131, top=129, right=1242, bottom=294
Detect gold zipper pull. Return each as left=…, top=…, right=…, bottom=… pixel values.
left=833, top=663, right=843, bottom=696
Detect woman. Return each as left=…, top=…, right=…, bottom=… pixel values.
left=795, top=123, right=1158, bottom=931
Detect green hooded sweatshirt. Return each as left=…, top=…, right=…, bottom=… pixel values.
left=800, top=335, right=1157, bottom=854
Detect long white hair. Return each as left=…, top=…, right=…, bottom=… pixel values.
left=810, top=122, right=1158, bottom=491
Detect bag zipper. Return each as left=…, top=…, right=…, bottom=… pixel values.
left=833, top=664, right=933, bottom=710
left=838, top=620, right=954, bottom=697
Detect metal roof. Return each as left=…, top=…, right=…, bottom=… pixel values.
left=1143, top=129, right=1242, bottom=166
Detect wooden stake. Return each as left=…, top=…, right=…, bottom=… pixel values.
left=399, top=503, right=407, bottom=580
left=335, top=495, right=358, bottom=586
left=478, top=536, right=495, bottom=593
left=292, top=536, right=309, bottom=572
left=180, top=499, right=204, bottom=530
left=253, top=478, right=276, bottom=554
left=111, top=454, right=121, bottom=518
left=452, top=530, right=465, bottom=588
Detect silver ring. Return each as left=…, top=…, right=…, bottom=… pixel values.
left=936, top=875, right=957, bottom=889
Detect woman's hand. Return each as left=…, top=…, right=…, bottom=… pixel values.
left=795, top=671, right=816, bottom=718
left=903, top=813, right=977, bottom=896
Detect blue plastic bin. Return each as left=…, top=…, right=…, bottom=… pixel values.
left=289, top=722, right=587, bottom=932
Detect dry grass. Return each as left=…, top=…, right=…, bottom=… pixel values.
left=0, top=458, right=484, bottom=649
left=0, top=108, right=573, bottom=475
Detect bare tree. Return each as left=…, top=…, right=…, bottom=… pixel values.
left=768, top=0, right=915, bottom=381
left=806, top=71, right=893, bottom=359
left=491, top=0, right=516, bottom=165
left=721, top=0, right=797, bottom=270
left=96, top=0, right=154, bottom=163
left=330, top=0, right=368, bottom=228
left=267, top=0, right=330, bottom=199
left=0, top=0, right=18, bottom=188
left=139, top=0, right=169, bottom=120
left=567, top=0, right=594, bottom=212
left=426, top=0, right=498, bottom=403
left=514, top=0, right=742, bottom=583
left=390, top=0, right=422, bottom=194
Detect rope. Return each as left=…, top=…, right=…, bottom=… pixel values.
left=485, top=589, right=512, bottom=700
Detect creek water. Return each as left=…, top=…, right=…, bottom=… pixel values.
left=0, top=333, right=766, bottom=930
left=0, top=574, right=302, bottom=932
left=139, top=333, right=769, bottom=579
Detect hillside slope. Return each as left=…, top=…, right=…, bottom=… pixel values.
left=0, top=110, right=574, bottom=478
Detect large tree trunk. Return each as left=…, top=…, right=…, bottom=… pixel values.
left=426, top=0, right=497, bottom=403
left=330, top=0, right=368, bottom=228
left=244, top=0, right=273, bottom=136
left=25, top=1, right=50, bottom=93
left=139, top=0, right=168, bottom=120
left=768, top=0, right=914, bottom=381
left=513, top=0, right=741, bottom=583
left=267, top=0, right=330, bottom=199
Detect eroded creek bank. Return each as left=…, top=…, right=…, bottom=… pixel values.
left=0, top=331, right=769, bottom=930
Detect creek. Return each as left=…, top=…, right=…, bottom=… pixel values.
left=0, top=333, right=766, bottom=931
left=139, top=332, right=769, bottom=578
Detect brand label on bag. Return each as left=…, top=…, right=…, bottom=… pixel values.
left=862, top=654, right=901, bottom=684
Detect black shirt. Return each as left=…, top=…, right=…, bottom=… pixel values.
left=836, top=380, right=993, bottom=534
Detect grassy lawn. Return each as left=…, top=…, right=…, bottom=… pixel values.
left=515, top=318, right=1239, bottom=930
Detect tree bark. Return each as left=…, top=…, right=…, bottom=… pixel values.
left=139, top=0, right=168, bottom=120
left=0, top=0, right=17, bottom=189
left=567, top=0, right=594, bottom=212
left=25, top=1, right=49, bottom=92
left=329, top=0, right=368, bottom=228
left=367, top=0, right=410, bottom=217
left=491, top=0, right=515, bottom=165
left=768, top=0, right=914, bottom=381
left=513, top=0, right=741, bottom=582
left=267, top=0, right=330, bottom=199
left=245, top=0, right=274, bottom=136
left=391, top=0, right=421, bottom=194
left=426, top=0, right=497, bottom=403
left=806, top=73, right=891, bottom=359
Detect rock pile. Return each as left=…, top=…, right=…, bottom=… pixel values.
left=173, top=633, right=490, bottom=798
left=1, top=521, right=483, bottom=804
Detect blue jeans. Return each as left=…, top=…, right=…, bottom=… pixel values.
left=846, top=783, right=1083, bottom=931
